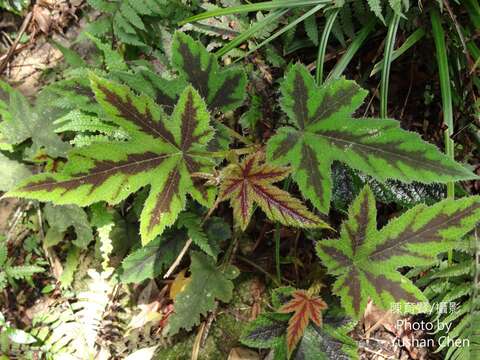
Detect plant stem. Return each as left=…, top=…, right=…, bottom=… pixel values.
left=431, top=8, right=455, bottom=263
left=371, top=28, right=425, bottom=76
left=274, top=177, right=292, bottom=283
left=316, top=8, right=340, bottom=84
left=380, top=13, right=401, bottom=118
left=327, top=17, right=376, bottom=82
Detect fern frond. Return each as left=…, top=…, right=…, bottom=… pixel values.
left=30, top=269, right=116, bottom=358
left=55, top=110, right=129, bottom=146
left=5, top=265, right=44, bottom=280
left=421, top=233, right=480, bottom=359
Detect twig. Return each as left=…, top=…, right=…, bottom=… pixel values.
left=163, top=238, right=192, bottom=279
left=191, top=321, right=206, bottom=360
left=163, top=206, right=217, bottom=278
left=0, top=11, right=33, bottom=74
left=359, top=346, right=393, bottom=359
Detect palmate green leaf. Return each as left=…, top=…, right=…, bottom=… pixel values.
left=171, top=32, right=247, bottom=113
left=267, top=64, right=476, bottom=214
left=9, top=76, right=216, bottom=245
left=167, top=251, right=239, bottom=335
left=316, top=186, right=480, bottom=319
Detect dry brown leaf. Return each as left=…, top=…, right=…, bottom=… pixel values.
left=128, top=301, right=162, bottom=331
left=227, top=347, right=260, bottom=360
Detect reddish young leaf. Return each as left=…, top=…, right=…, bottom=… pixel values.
left=278, top=290, right=328, bottom=357
left=219, top=152, right=330, bottom=230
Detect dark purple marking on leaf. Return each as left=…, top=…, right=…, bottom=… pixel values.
left=369, top=202, right=480, bottom=262
left=251, top=183, right=319, bottom=226
left=209, top=71, right=244, bottom=111
left=177, top=40, right=211, bottom=101
left=239, top=181, right=250, bottom=222
left=98, top=84, right=177, bottom=146
left=155, top=91, right=178, bottom=114
left=272, top=132, right=300, bottom=160
left=363, top=272, right=419, bottom=302
left=20, top=152, right=168, bottom=194
left=180, top=91, right=198, bottom=150
left=319, top=129, right=463, bottom=177
left=344, top=268, right=362, bottom=315
left=148, top=167, right=181, bottom=232
left=300, top=144, right=326, bottom=205
left=184, top=154, right=210, bottom=202
left=320, top=245, right=350, bottom=267
left=63, top=83, right=96, bottom=101
left=248, top=167, right=289, bottom=182
left=311, top=83, right=360, bottom=124
left=345, top=189, right=370, bottom=253
left=291, top=72, right=309, bottom=129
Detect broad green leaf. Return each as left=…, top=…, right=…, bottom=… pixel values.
left=0, top=86, right=69, bottom=158
left=331, top=163, right=445, bottom=211
left=316, top=186, right=480, bottom=318
left=294, top=322, right=359, bottom=360
left=171, top=32, right=247, bottom=112
left=0, top=153, right=31, bottom=191
left=240, top=313, right=288, bottom=349
left=219, top=152, right=330, bottom=230
left=267, top=64, right=476, bottom=214
left=9, top=77, right=216, bottom=244
left=167, top=251, right=239, bottom=335
left=44, top=204, right=94, bottom=249
left=121, top=231, right=187, bottom=284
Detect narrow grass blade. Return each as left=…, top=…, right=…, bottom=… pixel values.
left=235, top=4, right=326, bottom=63
left=179, top=0, right=332, bottom=25
left=431, top=8, right=455, bottom=199
left=380, top=13, right=401, bottom=118
left=216, top=9, right=288, bottom=57
left=464, top=0, right=480, bottom=29
left=326, top=17, right=376, bottom=81
left=371, top=28, right=425, bottom=76
left=431, top=8, right=456, bottom=265
left=316, top=8, right=340, bottom=84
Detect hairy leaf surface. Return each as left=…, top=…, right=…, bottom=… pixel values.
left=167, top=251, right=239, bottom=335
left=278, top=290, right=328, bottom=357
left=10, top=76, right=216, bottom=244
left=267, top=64, right=476, bottom=214
left=219, top=152, right=329, bottom=230
left=316, top=186, right=480, bottom=318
